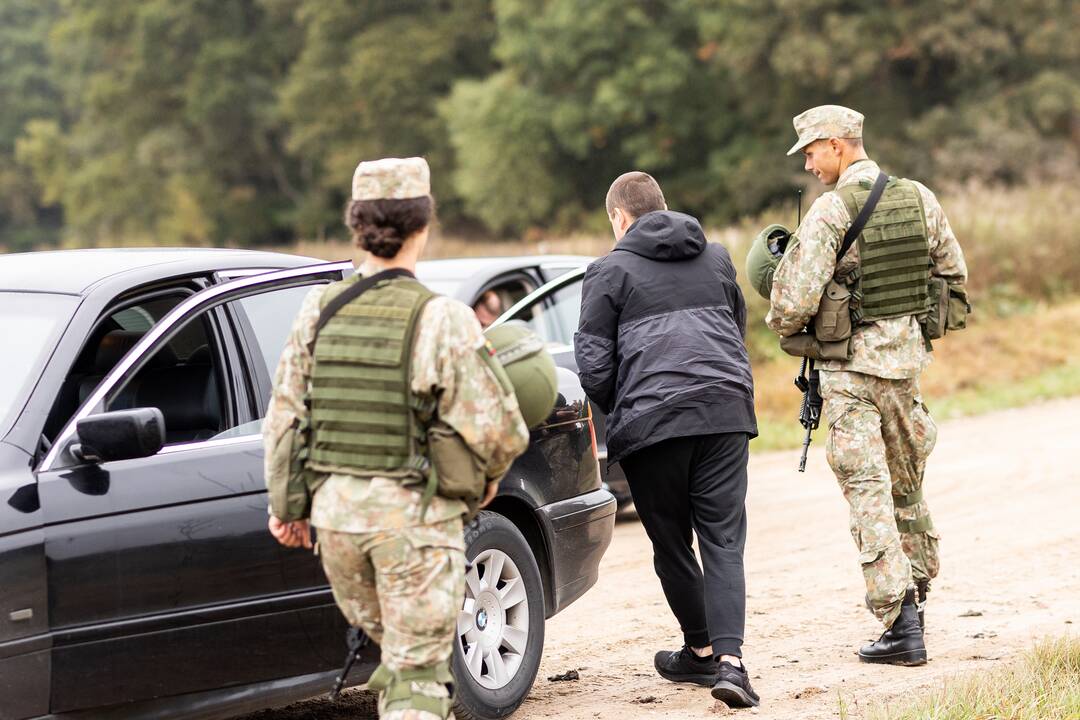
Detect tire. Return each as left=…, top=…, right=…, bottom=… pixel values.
left=453, top=510, right=545, bottom=720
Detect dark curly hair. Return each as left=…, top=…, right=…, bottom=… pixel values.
left=344, top=196, right=435, bottom=258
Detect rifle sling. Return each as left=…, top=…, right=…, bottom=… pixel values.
left=836, top=171, right=888, bottom=261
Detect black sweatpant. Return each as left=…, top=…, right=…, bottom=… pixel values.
left=621, top=432, right=749, bottom=658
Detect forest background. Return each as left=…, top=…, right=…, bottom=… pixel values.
left=3, top=0, right=1080, bottom=447
left=2, top=0, right=1078, bottom=250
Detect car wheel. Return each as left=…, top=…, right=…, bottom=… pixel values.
left=453, top=510, right=545, bottom=720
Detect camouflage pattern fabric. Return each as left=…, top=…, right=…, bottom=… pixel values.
left=787, top=104, right=864, bottom=155
left=766, top=159, right=968, bottom=379
left=352, top=157, right=431, bottom=201
left=263, top=261, right=528, bottom=718
left=318, top=517, right=465, bottom=720
left=821, top=370, right=939, bottom=628
left=263, top=261, right=530, bottom=532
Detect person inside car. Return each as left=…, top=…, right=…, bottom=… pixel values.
left=473, top=289, right=503, bottom=328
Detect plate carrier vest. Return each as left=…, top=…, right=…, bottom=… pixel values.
left=834, top=177, right=931, bottom=324
left=307, top=275, right=435, bottom=478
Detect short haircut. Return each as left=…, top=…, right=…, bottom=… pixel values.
left=605, top=171, right=666, bottom=219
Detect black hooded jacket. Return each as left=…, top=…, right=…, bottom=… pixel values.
left=574, top=211, right=757, bottom=464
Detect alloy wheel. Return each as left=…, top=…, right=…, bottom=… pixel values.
left=457, top=548, right=530, bottom=689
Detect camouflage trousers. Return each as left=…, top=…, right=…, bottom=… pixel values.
left=820, top=370, right=940, bottom=629
left=318, top=517, right=466, bottom=720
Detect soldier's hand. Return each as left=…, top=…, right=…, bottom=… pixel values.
left=479, top=479, right=500, bottom=509
left=268, top=516, right=313, bottom=549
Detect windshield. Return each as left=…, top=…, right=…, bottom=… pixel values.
left=1, top=292, right=79, bottom=433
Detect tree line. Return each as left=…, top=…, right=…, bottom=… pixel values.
left=1, top=0, right=1077, bottom=251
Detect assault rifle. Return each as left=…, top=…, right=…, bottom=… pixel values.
left=794, top=357, right=822, bottom=472
left=329, top=626, right=370, bottom=701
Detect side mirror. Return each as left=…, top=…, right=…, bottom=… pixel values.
left=73, top=408, right=166, bottom=463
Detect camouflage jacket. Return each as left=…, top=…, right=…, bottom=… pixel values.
left=263, top=263, right=530, bottom=533
left=766, top=160, right=968, bottom=379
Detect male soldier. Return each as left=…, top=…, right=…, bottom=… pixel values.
left=766, top=106, right=968, bottom=664
left=576, top=172, right=759, bottom=707
left=263, top=157, right=529, bottom=718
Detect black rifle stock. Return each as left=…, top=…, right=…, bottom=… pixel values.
left=794, top=357, right=822, bottom=472
left=329, top=626, right=370, bottom=700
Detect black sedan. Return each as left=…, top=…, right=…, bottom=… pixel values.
left=0, top=249, right=615, bottom=720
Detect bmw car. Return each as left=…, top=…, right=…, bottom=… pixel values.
left=0, top=249, right=614, bottom=720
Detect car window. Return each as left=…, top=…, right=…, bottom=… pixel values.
left=510, top=278, right=583, bottom=348
left=475, top=275, right=537, bottom=329
left=104, top=309, right=227, bottom=445
left=0, top=292, right=79, bottom=435
left=43, top=294, right=190, bottom=442
left=237, top=284, right=315, bottom=381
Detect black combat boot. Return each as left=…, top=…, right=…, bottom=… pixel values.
left=858, top=587, right=927, bottom=666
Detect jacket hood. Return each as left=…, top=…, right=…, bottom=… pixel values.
left=615, top=211, right=706, bottom=261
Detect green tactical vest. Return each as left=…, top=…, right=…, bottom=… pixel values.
left=307, top=275, right=436, bottom=478
left=835, top=177, right=931, bottom=323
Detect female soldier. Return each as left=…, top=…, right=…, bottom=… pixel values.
left=263, top=157, right=529, bottom=719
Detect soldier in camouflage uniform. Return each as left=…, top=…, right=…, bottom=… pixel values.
left=766, top=106, right=968, bottom=665
left=264, top=157, right=529, bottom=718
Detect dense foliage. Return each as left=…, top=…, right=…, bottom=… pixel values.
left=2, top=0, right=1077, bottom=248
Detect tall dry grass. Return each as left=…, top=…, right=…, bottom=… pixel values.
left=863, top=635, right=1080, bottom=720
left=290, top=180, right=1080, bottom=332
left=287, top=182, right=1080, bottom=449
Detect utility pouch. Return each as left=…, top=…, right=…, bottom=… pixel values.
left=268, top=417, right=319, bottom=522
left=922, top=276, right=949, bottom=341
left=946, top=284, right=971, bottom=331
left=427, top=421, right=486, bottom=506
left=780, top=333, right=852, bottom=362
left=813, top=280, right=853, bottom=343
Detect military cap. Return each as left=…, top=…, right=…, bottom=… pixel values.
left=351, top=157, right=431, bottom=201
left=786, top=105, right=864, bottom=156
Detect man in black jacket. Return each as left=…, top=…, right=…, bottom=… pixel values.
left=575, top=172, right=759, bottom=708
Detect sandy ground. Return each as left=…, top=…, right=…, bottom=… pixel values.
left=251, top=396, right=1080, bottom=719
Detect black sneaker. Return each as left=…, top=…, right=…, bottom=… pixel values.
left=653, top=646, right=718, bottom=686
left=711, top=661, right=760, bottom=708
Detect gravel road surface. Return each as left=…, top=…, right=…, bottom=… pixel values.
left=242, top=396, right=1080, bottom=719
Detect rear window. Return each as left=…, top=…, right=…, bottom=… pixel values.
left=0, top=292, right=79, bottom=432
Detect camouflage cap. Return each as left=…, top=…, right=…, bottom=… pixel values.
left=351, top=157, right=431, bottom=201
left=786, top=105, right=864, bottom=156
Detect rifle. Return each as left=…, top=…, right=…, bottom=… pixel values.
left=329, top=626, right=370, bottom=701
left=794, top=356, right=822, bottom=472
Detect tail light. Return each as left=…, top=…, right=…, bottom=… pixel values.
left=586, top=402, right=598, bottom=461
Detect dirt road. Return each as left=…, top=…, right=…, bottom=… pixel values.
left=256, top=397, right=1080, bottom=719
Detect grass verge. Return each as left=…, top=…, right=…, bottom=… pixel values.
left=860, top=635, right=1079, bottom=720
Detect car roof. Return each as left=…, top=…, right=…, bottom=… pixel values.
left=416, top=254, right=591, bottom=302
left=417, top=255, right=592, bottom=282
left=0, top=248, right=319, bottom=295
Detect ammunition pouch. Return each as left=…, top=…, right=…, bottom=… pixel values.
left=921, top=278, right=971, bottom=342
left=427, top=421, right=487, bottom=519
left=814, top=280, right=853, bottom=343
left=780, top=333, right=852, bottom=362
left=270, top=411, right=321, bottom=522
left=368, top=661, right=454, bottom=719
left=922, top=277, right=949, bottom=341
left=946, top=283, right=971, bottom=331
